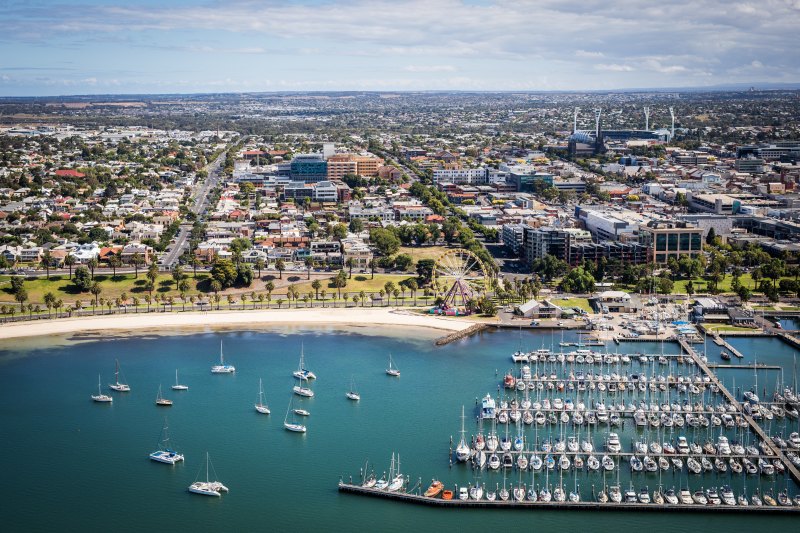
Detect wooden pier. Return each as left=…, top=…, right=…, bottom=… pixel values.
left=338, top=483, right=799, bottom=513
left=707, top=364, right=782, bottom=370
left=678, top=337, right=800, bottom=486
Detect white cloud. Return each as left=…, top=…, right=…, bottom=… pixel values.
left=404, top=65, right=456, bottom=72
left=595, top=64, right=634, bottom=72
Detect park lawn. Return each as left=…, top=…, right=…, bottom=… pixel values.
left=277, top=273, right=419, bottom=298
left=552, top=297, right=593, bottom=313
left=703, top=324, right=759, bottom=333
left=669, top=272, right=800, bottom=295
left=398, top=245, right=454, bottom=262
left=0, top=273, right=208, bottom=306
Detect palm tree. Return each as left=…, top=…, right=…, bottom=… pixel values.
left=258, top=293, right=265, bottom=308
left=88, top=257, right=98, bottom=279
left=312, top=279, right=322, bottom=300
left=132, top=296, right=139, bottom=313
left=405, top=278, right=418, bottom=306
left=40, top=249, right=53, bottom=279
left=131, top=253, right=144, bottom=278
left=144, top=294, right=152, bottom=312
left=276, top=298, right=285, bottom=309
left=189, top=254, right=200, bottom=278
left=275, top=258, right=285, bottom=279
left=393, top=288, right=400, bottom=306
left=109, top=255, right=122, bottom=279
left=120, top=291, right=128, bottom=313
left=64, top=254, right=76, bottom=279
left=213, top=294, right=221, bottom=310
left=180, top=292, right=188, bottom=311
left=320, top=289, right=327, bottom=308
left=351, top=294, right=359, bottom=307
left=359, top=290, right=366, bottom=307
left=210, top=279, right=222, bottom=298
left=227, top=294, right=234, bottom=309
left=368, top=258, right=376, bottom=280
left=255, top=258, right=265, bottom=279
left=172, top=265, right=184, bottom=290
left=384, top=282, right=395, bottom=306
left=305, top=256, right=313, bottom=280
left=346, top=257, right=354, bottom=279
left=90, top=282, right=101, bottom=310
left=265, top=280, right=274, bottom=303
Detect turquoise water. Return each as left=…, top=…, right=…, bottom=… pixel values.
left=1, top=327, right=798, bottom=532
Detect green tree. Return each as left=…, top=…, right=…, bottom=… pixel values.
left=40, top=249, right=53, bottom=280
left=171, top=265, right=184, bottom=290
left=90, top=282, right=102, bottom=308
left=255, top=258, right=265, bottom=279
left=109, top=254, right=122, bottom=279
left=64, top=254, right=76, bottom=279
left=394, top=253, right=413, bottom=271
left=369, top=227, right=401, bottom=256
left=211, top=258, right=237, bottom=288
left=88, top=257, right=98, bottom=280
left=311, top=279, right=322, bottom=300
left=275, top=258, right=285, bottom=279
left=73, top=266, right=92, bottom=291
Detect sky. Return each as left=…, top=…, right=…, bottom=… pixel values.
left=1, top=0, right=799, bottom=96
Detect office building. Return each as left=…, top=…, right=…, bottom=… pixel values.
left=638, top=221, right=703, bottom=263
left=290, top=154, right=328, bottom=183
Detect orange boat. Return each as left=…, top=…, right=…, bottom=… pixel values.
left=442, top=489, right=454, bottom=500
left=424, top=480, right=444, bottom=498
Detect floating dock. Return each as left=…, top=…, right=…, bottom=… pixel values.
left=338, top=483, right=800, bottom=513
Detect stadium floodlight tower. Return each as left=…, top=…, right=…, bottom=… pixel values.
left=644, top=106, right=650, bottom=130
left=669, top=106, right=675, bottom=140
left=594, top=108, right=602, bottom=136
left=573, top=107, right=579, bottom=133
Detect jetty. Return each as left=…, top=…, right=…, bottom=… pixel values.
left=435, top=323, right=488, bottom=346
left=338, top=483, right=799, bottom=513
left=679, top=337, right=800, bottom=486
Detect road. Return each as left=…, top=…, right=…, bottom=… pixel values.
left=161, top=149, right=226, bottom=269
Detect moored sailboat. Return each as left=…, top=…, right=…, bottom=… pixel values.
left=188, top=452, right=228, bottom=496
left=155, top=385, right=172, bottom=406
left=386, top=353, right=400, bottom=377
left=346, top=376, right=360, bottom=401
left=292, top=343, right=316, bottom=380
left=211, top=340, right=235, bottom=373
left=149, top=418, right=184, bottom=464
left=255, top=378, right=270, bottom=414
left=284, top=396, right=307, bottom=433
left=108, top=359, right=130, bottom=392
left=171, top=369, right=188, bottom=391
left=91, top=374, right=113, bottom=403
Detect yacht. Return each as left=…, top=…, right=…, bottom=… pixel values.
left=721, top=486, right=736, bottom=505
left=171, top=369, right=188, bottom=391
left=149, top=419, right=184, bottom=464
left=455, top=406, right=471, bottom=462
left=346, top=376, right=361, bottom=401
left=188, top=453, right=228, bottom=497
left=211, top=340, right=235, bottom=373
left=679, top=489, right=693, bottom=505
left=664, top=488, right=679, bottom=505
left=717, top=436, right=731, bottom=455
left=292, top=344, right=316, bottom=380
left=386, top=354, right=400, bottom=377
left=606, top=433, right=621, bottom=453
left=293, top=408, right=310, bottom=417
left=284, top=397, right=307, bottom=433
left=292, top=376, right=314, bottom=397
left=481, top=394, right=496, bottom=419
left=155, top=385, right=172, bottom=406
left=255, top=378, right=270, bottom=414
left=609, top=485, right=622, bottom=503
left=108, top=359, right=131, bottom=391
left=91, top=374, right=113, bottom=403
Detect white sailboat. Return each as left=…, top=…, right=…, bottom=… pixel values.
left=188, top=452, right=229, bottom=496
left=155, top=384, right=173, bottom=406
left=255, top=378, right=270, bottom=414
left=455, top=405, right=470, bottom=462
left=292, top=343, right=316, bottom=380
left=211, top=340, right=235, bottom=373
left=346, top=376, right=360, bottom=401
left=292, top=375, right=314, bottom=397
left=91, top=374, right=113, bottom=403
left=386, top=353, right=400, bottom=377
left=108, top=359, right=130, bottom=391
left=149, top=418, right=184, bottom=464
left=172, top=369, right=188, bottom=391
left=284, top=396, right=307, bottom=433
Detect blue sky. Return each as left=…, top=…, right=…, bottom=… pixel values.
left=1, top=0, right=798, bottom=96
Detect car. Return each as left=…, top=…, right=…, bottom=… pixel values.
left=530, top=320, right=540, bottom=326
left=557, top=321, right=565, bottom=326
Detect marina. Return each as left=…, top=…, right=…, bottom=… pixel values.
left=3, top=326, right=800, bottom=530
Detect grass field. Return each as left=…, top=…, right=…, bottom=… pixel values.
left=551, top=297, right=593, bottom=313
left=278, top=273, right=418, bottom=298
left=398, top=245, right=453, bottom=262
left=703, top=324, right=758, bottom=333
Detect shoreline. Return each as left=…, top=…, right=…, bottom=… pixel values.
left=0, top=307, right=473, bottom=341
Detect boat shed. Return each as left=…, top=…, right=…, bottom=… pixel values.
left=515, top=299, right=562, bottom=319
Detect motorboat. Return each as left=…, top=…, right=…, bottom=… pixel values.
left=481, top=394, right=496, bottom=419
left=720, top=486, right=736, bottom=505
left=424, top=480, right=444, bottom=498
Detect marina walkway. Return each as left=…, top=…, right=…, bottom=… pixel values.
left=678, top=338, right=800, bottom=486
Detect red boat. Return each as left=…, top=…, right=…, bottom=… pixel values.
left=503, top=373, right=516, bottom=389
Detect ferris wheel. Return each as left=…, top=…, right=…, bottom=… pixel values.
left=432, top=249, right=491, bottom=307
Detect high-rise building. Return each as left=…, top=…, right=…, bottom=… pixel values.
left=290, top=154, right=328, bottom=183
left=638, top=221, right=703, bottom=263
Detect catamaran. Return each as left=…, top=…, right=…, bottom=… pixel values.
left=172, top=369, right=188, bottom=391
left=91, top=374, right=113, bottom=403
left=211, top=340, right=235, bottom=373
left=155, top=385, right=172, bottom=406
left=284, top=396, right=307, bottom=432
left=292, top=376, right=314, bottom=397
left=255, top=378, right=270, bottom=414
left=149, top=418, right=184, bottom=464
left=188, top=452, right=228, bottom=497
left=108, top=359, right=130, bottom=392
left=292, top=344, right=316, bottom=380
left=386, top=354, right=400, bottom=377
left=346, top=376, right=360, bottom=401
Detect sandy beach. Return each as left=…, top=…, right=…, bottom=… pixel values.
left=0, top=307, right=472, bottom=340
